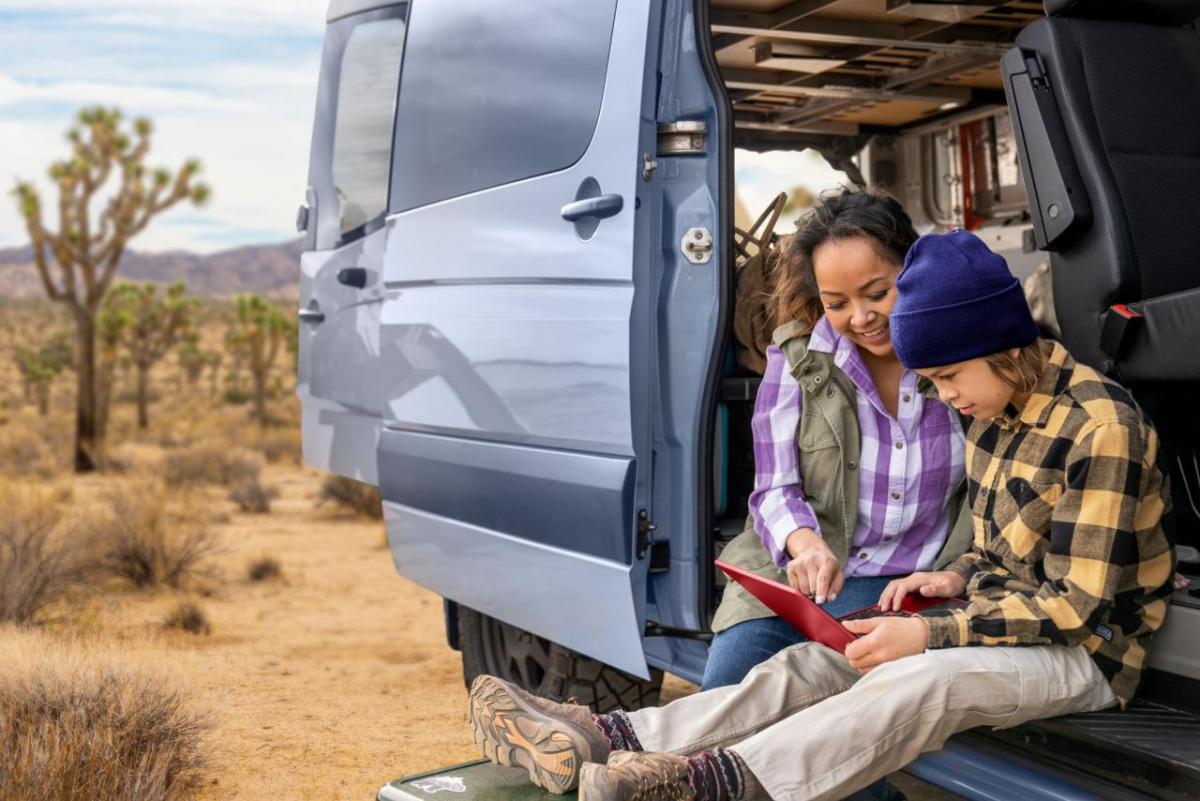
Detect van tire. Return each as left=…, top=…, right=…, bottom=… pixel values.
left=458, top=606, right=662, bottom=713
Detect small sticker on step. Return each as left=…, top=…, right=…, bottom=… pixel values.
left=1094, top=624, right=1114, bottom=642
left=411, top=777, right=466, bottom=794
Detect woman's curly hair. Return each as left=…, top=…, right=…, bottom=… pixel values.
left=770, top=187, right=918, bottom=332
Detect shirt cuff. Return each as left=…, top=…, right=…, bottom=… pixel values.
left=943, top=554, right=981, bottom=584
left=764, top=508, right=821, bottom=568
left=922, top=609, right=970, bottom=649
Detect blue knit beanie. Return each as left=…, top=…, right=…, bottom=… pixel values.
left=890, top=230, right=1039, bottom=369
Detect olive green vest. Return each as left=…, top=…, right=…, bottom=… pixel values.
left=710, top=322, right=972, bottom=633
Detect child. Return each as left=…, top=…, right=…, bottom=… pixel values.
left=466, top=230, right=1174, bottom=801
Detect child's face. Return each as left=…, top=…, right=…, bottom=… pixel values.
left=812, top=237, right=901, bottom=360
left=916, top=354, right=1021, bottom=419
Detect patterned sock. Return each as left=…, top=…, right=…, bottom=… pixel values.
left=591, top=710, right=643, bottom=752
left=685, top=749, right=748, bottom=801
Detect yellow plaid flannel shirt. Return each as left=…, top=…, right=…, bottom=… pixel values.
left=922, top=341, right=1174, bottom=705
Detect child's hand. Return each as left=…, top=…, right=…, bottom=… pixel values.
left=842, top=617, right=928, bottom=673
left=878, top=571, right=966, bottom=612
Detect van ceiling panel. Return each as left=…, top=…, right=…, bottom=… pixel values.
left=711, top=0, right=1033, bottom=150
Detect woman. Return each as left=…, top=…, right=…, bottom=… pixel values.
left=706, top=188, right=971, bottom=691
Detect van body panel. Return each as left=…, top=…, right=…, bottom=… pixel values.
left=299, top=228, right=387, bottom=486
left=299, top=3, right=408, bottom=484
left=380, top=499, right=648, bottom=679
left=377, top=285, right=635, bottom=454
left=375, top=0, right=659, bottom=672
left=377, top=431, right=634, bottom=563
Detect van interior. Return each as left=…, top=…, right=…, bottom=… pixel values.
left=707, top=0, right=1057, bottom=612
left=703, top=0, right=1200, bottom=791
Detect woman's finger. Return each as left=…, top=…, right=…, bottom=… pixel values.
left=814, top=559, right=834, bottom=603
left=829, top=567, right=845, bottom=602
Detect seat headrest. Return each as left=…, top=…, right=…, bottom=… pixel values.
left=1046, top=0, right=1200, bottom=26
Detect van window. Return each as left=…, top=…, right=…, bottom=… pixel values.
left=389, top=0, right=619, bottom=214
left=309, top=5, right=408, bottom=250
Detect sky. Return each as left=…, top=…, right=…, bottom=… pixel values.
left=0, top=1, right=846, bottom=254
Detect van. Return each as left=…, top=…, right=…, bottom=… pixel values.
left=299, top=1, right=1200, bottom=797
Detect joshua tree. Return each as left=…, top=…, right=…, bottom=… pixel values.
left=11, top=106, right=210, bottom=470
left=106, top=281, right=197, bottom=429
left=226, top=295, right=293, bottom=427
left=13, top=340, right=69, bottom=415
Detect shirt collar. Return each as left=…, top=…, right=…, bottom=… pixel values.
left=1000, top=340, right=1070, bottom=430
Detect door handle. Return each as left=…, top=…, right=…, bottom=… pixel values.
left=298, top=308, right=325, bottom=324
left=561, top=193, right=624, bottom=222
left=337, top=267, right=368, bottom=288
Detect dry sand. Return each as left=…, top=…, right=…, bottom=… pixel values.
left=80, top=461, right=481, bottom=800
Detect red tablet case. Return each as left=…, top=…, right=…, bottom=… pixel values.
left=715, top=559, right=962, bottom=654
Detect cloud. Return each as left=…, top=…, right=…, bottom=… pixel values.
left=0, top=3, right=323, bottom=253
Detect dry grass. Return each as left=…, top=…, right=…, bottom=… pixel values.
left=318, top=474, right=382, bottom=519
left=98, top=485, right=222, bottom=589
left=163, top=601, right=211, bottom=635
left=0, top=482, right=93, bottom=624
left=246, top=556, right=282, bottom=583
left=0, top=423, right=63, bottom=478
left=0, top=629, right=209, bottom=801
left=162, top=443, right=263, bottom=488
left=227, top=473, right=279, bottom=513
left=247, top=428, right=302, bottom=465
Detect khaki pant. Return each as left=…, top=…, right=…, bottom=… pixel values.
left=626, top=643, right=1116, bottom=801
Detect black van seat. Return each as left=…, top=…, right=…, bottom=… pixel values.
left=1001, top=0, right=1200, bottom=547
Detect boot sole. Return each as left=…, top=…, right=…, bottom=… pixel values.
left=468, top=676, right=601, bottom=795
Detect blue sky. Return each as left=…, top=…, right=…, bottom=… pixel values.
left=0, top=1, right=845, bottom=254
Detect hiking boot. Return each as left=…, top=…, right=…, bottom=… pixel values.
left=580, top=750, right=691, bottom=801
left=468, top=674, right=610, bottom=794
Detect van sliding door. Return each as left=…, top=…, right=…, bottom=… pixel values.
left=376, top=0, right=658, bottom=676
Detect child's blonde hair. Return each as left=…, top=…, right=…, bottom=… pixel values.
left=984, top=339, right=1049, bottom=395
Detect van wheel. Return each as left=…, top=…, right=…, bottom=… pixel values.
left=458, top=606, right=662, bottom=713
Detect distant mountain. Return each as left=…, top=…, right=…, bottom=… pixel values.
left=0, top=239, right=303, bottom=299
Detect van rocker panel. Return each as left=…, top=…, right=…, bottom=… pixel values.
left=381, top=499, right=647, bottom=678
left=378, top=429, right=636, bottom=564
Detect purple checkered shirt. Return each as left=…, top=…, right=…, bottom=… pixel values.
left=749, top=316, right=966, bottom=576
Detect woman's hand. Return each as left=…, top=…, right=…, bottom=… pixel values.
left=877, top=571, right=967, bottom=612
left=784, top=528, right=844, bottom=604
left=842, top=617, right=928, bottom=673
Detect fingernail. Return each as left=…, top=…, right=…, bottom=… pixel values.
left=815, top=595, right=826, bottom=604
left=829, top=593, right=838, bottom=602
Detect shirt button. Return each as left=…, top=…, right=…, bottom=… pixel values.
left=890, top=491, right=901, bottom=500
left=895, top=441, right=904, bottom=449
left=883, top=536, right=894, bottom=542
left=847, top=461, right=857, bottom=470
left=858, top=552, right=869, bottom=559
left=902, top=394, right=912, bottom=403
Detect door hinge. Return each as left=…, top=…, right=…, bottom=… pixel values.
left=657, top=121, right=706, bottom=155
left=636, top=510, right=657, bottom=559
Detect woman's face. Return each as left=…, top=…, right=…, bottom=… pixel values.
left=916, top=354, right=1020, bottom=419
left=811, top=236, right=902, bottom=359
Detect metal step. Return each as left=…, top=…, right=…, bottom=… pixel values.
left=983, top=700, right=1200, bottom=801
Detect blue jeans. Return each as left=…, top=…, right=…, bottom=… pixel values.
left=703, top=575, right=906, bottom=801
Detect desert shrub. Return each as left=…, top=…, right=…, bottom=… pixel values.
left=163, top=601, right=210, bottom=635
left=162, top=443, right=262, bottom=487
left=222, top=387, right=250, bottom=405
left=247, top=556, right=282, bottom=582
left=227, top=473, right=278, bottom=514
left=318, top=474, right=382, bottom=519
left=99, top=487, right=221, bottom=589
left=249, top=427, right=302, bottom=464
left=0, top=483, right=92, bottom=624
left=0, top=630, right=208, bottom=801
left=0, top=425, right=61, bottom=478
